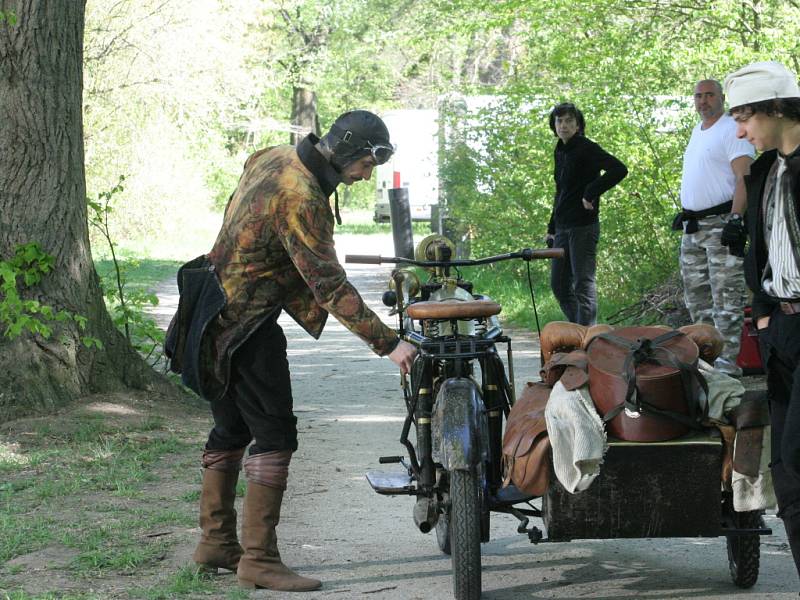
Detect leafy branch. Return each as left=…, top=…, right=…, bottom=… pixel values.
left=0, top=10, right=17, bottom=25
left=88, top=177, right=165, bottom=367
left=0, top=243, right=100, bottom=348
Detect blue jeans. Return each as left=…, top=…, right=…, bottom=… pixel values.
left=550, top=223, right=599, bottom=326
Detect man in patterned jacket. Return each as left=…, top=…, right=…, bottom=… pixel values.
left=168, top=110, right=416, bottom=591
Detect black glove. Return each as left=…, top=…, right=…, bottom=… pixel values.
left=721, top=215, right=747, bottom=257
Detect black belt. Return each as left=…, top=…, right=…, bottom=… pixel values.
left=672, top=201, right=733, bottom=234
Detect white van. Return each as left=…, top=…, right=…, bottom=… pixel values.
left=373, top=109, right=439, bottom=222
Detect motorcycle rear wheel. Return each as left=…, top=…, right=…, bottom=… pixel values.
left=450, top=469, right=481, bottom=600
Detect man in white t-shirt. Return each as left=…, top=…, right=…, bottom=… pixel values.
left=674, top=79, right=755, bottom=376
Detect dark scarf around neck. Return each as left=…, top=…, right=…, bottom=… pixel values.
left=296, top=134, right=343, bottom=224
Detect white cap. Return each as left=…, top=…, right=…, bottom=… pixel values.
left=724, top=61, right=800, bottom=109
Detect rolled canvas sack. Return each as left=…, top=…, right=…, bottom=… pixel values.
left=581, top=323, right=614, bottom=349
left=678, top=323, right=725, bottom=364
left=586, top=326, right=708, bottom=442
left=502, top=382, right=552, bottom=496
left=540, top=321, right=586, bottom=364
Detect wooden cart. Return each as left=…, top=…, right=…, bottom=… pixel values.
left=499, top=430, right=771, bottom=588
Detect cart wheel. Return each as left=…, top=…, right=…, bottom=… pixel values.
left=726, top=510, right=761, bottom=588
left=436, top=509, right=451, bottom=555
left=450, top=469, right=482, bottom=600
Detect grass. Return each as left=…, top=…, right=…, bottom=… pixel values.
left=0, top=390, right=245, bottom=598
left=2, top=592, right=101, bottom=600
left=93, top=257, right=182, bottom=294
left=0, top=409, right=198, bottom=589
left=130, top=565, right=216, bottom=599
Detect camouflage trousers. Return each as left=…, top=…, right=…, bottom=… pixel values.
left=680, top=214, right=748, bottom=376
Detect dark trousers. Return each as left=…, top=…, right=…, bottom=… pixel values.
left=550, top=223, right=599, bottom=326
left=206, top=314, right=298, bottom=455
left=758, top=309, right=800, bottom=579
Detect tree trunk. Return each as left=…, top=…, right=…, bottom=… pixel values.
left=290, top=85, right=319, bottom=145
left=0, top=1, right=173, bottom=422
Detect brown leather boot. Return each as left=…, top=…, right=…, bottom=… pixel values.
left=192, top=447, right=246, bottom=572
left=237, top=452, right=321, bottom=591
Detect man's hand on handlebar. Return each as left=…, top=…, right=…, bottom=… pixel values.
left=545, top=234, right=555, bottom=249
left=388, top=340, right=417, bottom=375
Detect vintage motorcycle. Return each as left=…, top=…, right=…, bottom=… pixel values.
left=346, top=235, right=562, bottom=600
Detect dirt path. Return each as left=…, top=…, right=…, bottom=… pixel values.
left=2, top=232, right=796, bottom=599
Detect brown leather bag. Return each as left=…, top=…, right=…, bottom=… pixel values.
left=586, top=326, right=708, bottom=442
left=502, top=382, right=552, bottom=496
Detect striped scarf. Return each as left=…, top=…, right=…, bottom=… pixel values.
left=783, top=153, right=800, bottom=268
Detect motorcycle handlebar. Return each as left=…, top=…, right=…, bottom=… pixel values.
left=523, top=248, right=565, bottom=260
left=345, top=247, right=564, bottom=267
left=343, top=254, right=384, bottom=264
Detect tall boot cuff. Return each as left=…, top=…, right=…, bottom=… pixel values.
left=202, top=447, right=247, bottom=472
left=244, top=449, right=292, bottom=490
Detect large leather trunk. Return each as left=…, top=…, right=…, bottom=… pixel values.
left=543, top=433, right=722, bottom=540
left=586, top=326, right=700, bottom=442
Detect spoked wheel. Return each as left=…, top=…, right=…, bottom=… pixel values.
left=450, top=469, right=482, bottom=600
left=726, top=510, right=762, bottom=588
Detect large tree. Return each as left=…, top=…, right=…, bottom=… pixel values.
left=0, top=1, right=172, bottom=421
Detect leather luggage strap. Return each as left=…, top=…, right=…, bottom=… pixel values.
left=540, top=350, right=589, bottom=390
left=588, top=330, right=709, bottom=428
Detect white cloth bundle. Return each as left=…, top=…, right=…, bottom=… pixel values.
left=544, top=381, right=607, bottom=493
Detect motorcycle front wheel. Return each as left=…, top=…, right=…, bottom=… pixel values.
left=450, top=469, right=481, bottom=600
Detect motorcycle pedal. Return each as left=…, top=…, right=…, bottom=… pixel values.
left=526, top=526, right=543, bottom=544
left=379, top=455, right=403, bottom=464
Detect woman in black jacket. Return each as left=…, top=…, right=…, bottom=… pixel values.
left=545, top=103, right=628, bottom=325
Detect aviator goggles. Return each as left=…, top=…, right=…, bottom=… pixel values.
left=330, top=123, right=395, bottom=166
left=366, top=141, right=395, bottom=165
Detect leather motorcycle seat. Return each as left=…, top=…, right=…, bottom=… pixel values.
left=406, top=299, right=501, bottom=320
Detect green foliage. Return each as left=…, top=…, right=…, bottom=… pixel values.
left=0, top=243, right=99, bottom=346
left=88, top=178, right=166, bottom=366
left=0, top=10, right=17, bottom=25
left=434, top=0, right=800, bottom=319
left=440, top=95, right=681, bottom=319
left=79, top=0, right=800, bottom=321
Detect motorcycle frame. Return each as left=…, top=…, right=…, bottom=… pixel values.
left=399, top=330, right=516, bottom=501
